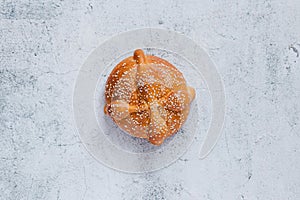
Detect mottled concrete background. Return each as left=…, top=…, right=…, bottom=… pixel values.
left=1, top=0, right=300, bottom=199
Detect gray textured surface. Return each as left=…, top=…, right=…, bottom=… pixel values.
left=1, top=0, right=300, bottom=199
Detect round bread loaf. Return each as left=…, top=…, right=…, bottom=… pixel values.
left=104, top=49, right=195, bottom=145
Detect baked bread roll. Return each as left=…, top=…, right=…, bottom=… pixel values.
left=104, top=49, right=195, bottom=145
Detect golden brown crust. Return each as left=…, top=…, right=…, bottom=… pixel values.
left=104, top=49, right=195, bottom=145
left=105, top=56, right=136, bottom=104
